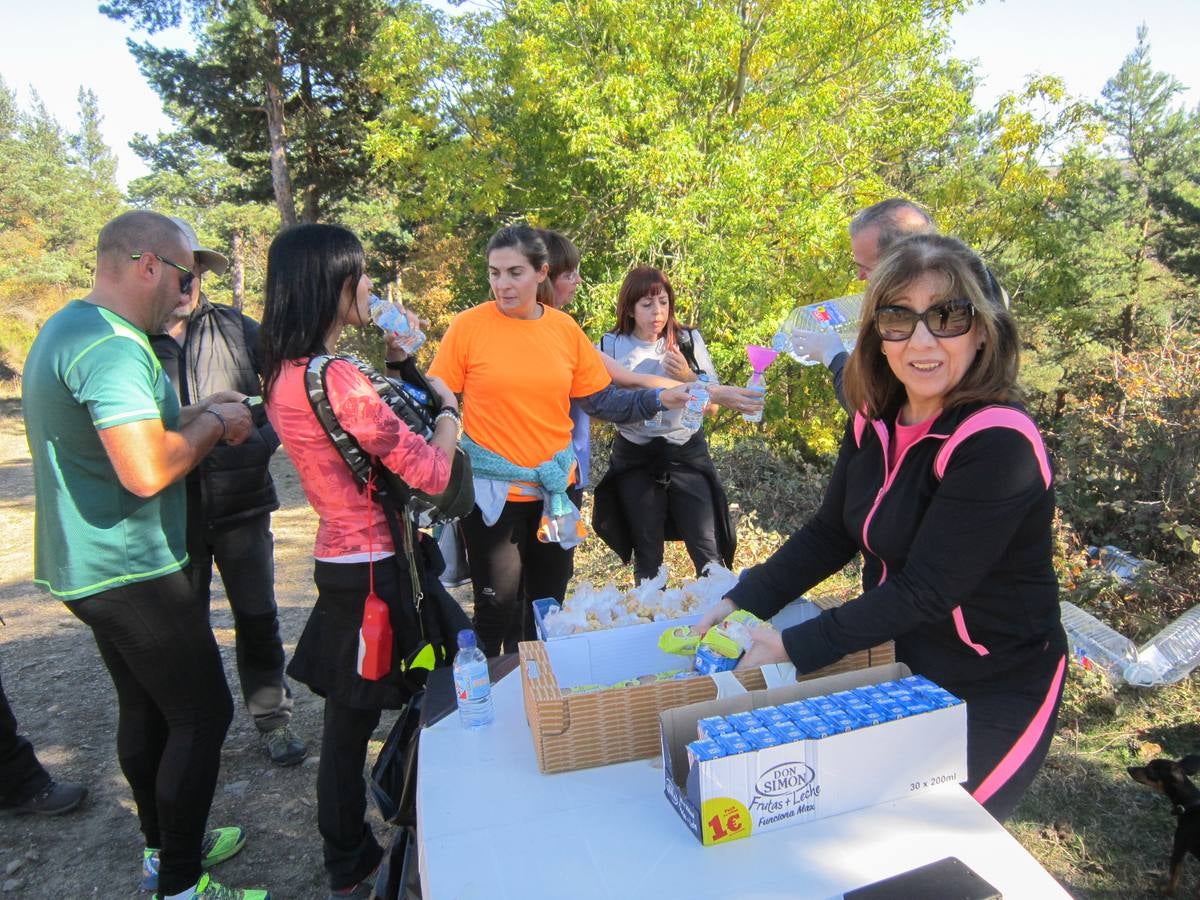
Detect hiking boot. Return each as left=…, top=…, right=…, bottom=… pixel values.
left=141, top=826, right=247, bottom=892
left=260, top=724, right=307, bottom=767
left=10, top=779, right=86, bottom=815
left=153, top=872, right=270, bottom=900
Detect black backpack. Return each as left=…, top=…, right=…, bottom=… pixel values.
left=304, top=354, right=474, bottom=526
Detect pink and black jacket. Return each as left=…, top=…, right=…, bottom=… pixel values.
left=728, top=400, right=1066, bottom=697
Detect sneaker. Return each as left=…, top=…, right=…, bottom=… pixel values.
left=10, top=779, right=86, bottom=815
left=141, top=826, right=247, bottom=892
left=154, top=872, right=270, bottom=900
left=328, top=863, right=381, bottom=899
left=260, top=725, right=307, bottom=767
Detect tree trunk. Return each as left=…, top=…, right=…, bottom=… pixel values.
left=231, top=231, right=245, bottom=311
left=262, top=19, right=297, bottom=228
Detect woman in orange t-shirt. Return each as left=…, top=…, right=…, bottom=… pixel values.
left=429, top=225, right=691, bottom=655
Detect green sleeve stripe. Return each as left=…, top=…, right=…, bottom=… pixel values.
left=93, top=409, right=162, bottom=427
left=34, top=554, right=189, bottom=599
left=62, top=333, right=122, bottom=379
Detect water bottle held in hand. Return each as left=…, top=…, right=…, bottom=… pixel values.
left=453, top=629, right=494, bottom=728
left=680, top=373, right=710, bottom=430
left=774, top=295, right=863, bottom=365
left=743, top=371, right=765, bottom=424
left=368, top=294, right=426, bottom=354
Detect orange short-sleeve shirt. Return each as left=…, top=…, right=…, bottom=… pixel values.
left=428, top=301, right=611, bottom=469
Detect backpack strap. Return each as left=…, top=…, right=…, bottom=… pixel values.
left=674, top=328, right=703, bottom=377
left=600, top=332, right=616, bottom=359
left=933, top=405, right=1052, bottom=489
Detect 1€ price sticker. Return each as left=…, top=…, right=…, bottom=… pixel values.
left=701, top=797, right=751, bottom=845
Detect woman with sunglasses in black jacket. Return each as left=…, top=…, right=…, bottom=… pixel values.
left=700, top=234, right=1067, bottom=823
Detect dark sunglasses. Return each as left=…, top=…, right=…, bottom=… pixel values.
left=874, top=299, right=975, bottom=341
left=131, top=252, right=195, bottom=295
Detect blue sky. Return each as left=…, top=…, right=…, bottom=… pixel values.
left=1, top=0, right=1196, bottom=188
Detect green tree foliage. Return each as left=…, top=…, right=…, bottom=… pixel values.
left=0, top=78, right=123, bottom=291
left=370, top=0, right=972, bottom=454
left=104, top=0, right=391, bottom=226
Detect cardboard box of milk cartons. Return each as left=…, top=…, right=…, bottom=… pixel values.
left=660, top=663, right=968, bottom=846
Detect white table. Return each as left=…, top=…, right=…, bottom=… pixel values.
left=417, top=671, right=1070, bottom=899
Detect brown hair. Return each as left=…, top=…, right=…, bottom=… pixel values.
left=486, top=224, right=554, bottom=306
left=536, top=228, right=581, bottom=281
left=843, top=234, right=1020, bottom=419
left=612, top=266, right=684, bottom=342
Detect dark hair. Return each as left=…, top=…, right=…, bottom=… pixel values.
left=843, top=233, right=1020, bottom=419
left=261, top=224, right=365, bottom=400
left=536, top=228, right=581, bottom=281
left=486, top=224, right=554, bottom=306
left=613, top=266, right=684, bottom=342
left=849, top=199, right=936, bottom=253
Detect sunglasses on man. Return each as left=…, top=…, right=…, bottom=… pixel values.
left=874, top=299, right=975, bottom=341
left=131, top=252, right=195, bottom=296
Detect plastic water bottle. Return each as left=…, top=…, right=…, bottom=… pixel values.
left=644, top=338, right=667, bottom=429
left=1125, top=605, right=1200, bottom=686
left=772, top=294, right=863, bottom=365
left=680, top=373, right=710, bottom=430
left=453, top=629, right=494, bottom=728
left=368, top=294, right=426, bottom=354
left=743, top=371, right=765, bottom=424
left=1059, top=601, right=1138, bottom=684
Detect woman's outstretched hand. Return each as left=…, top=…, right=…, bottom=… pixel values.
left=735, top=626, right=788, bottom=670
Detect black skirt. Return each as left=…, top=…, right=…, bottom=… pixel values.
left=288, top=556, right=426, bottom=710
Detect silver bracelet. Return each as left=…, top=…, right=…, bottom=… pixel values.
left=203, top=407, right=227, bottom=440
left=434, top=408, right=461, bottom=436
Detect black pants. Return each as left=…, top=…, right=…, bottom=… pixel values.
left=187, top=503, right=292, bottom=733
left=962, top=652, right=1067, bottom=822
left=318, top=699, right=384, bottom=891
left=613, top=463, right=721, bottom=582
left=460, top=500, right=574, bottom=657
left=0, top=669, right=51, bottom=807
left=69, top=572, right=233, bottom=896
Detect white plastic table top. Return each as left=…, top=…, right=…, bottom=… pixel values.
left=416, top=670, right=1071, bottom=900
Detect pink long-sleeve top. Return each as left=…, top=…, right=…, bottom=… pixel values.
left=266, top=358, right=451, bottom=560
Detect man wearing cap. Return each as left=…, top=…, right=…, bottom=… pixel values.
left=149, top=217, right=306, bottom=768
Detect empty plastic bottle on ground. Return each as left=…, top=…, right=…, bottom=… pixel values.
left=771, top=295, right=863, bottom=365
left=453, top=629, right=494, bottom=728
left=743, top=371, right=765, bottom=424
left=680, top=373, right=711, bottom=430
left=1125, top=605, right=1200, bottom=686
left=1058, top=600, right=1138, bottom=684
left=368, top=294, right=426, bottom=354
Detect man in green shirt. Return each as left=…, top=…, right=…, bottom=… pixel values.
left=22, top=211, right=269, bottom=900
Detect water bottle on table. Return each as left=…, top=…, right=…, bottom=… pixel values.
left=369, top=294, right=426, bottom=354
left=772, top=294, right=863, bottom=365
left=453, top=629, right=494, bottom=728
left=680, top=373, right=711, bottom=430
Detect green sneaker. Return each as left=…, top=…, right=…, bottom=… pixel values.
left=155, top=872, right=270, bottom=900
left=141, top=826, right=247, bottom=892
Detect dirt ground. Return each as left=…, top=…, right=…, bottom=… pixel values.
left=0, top=398, right=417, bottom=898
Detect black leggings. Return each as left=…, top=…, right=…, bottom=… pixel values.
left=70, top=572, right=233, bottom=896
left=613, top=463, right=721, bottom=582
left=317, top=700, right=384, bottom=892
left=460, top=500, right=574, bottom=656
left=962, top=653, right=1067, bottom=822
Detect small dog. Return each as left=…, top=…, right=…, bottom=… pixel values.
left=1128, top=755, right=1200, bottom=895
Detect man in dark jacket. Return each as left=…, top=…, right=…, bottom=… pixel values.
left=150, top=217, right=306, bottom=767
